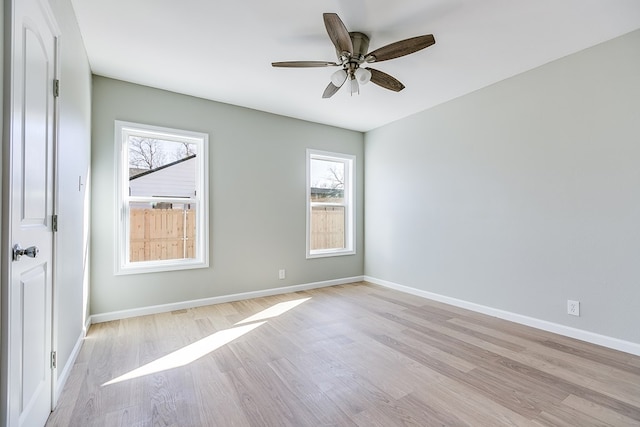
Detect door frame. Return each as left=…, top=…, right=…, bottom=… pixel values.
left=0, top=0, right=61, bottom=424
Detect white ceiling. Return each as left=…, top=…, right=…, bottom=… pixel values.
left=71, top=0, right=640, bottom=132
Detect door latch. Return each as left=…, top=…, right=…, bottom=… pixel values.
left=12, top=244, right=39, bottom=261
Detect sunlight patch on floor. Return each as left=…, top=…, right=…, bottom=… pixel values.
left=235, top=297, right=311, bottom=325
left=102, top=296, right=311, bottom=386
left=103, top=321, right=265, bottom=385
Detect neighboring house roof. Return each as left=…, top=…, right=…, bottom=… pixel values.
left=129, top=155, right=197, bottom=198
left=129, top=154, right=196, bottom=180
left=311, top=187, right=342, bottom=194
left=311, top=187, right=343, bottom=198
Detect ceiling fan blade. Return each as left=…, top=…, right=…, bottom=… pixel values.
left=323, top=13, right=353, bottom=56
left=272, top=61, right=339, bottom=68
left=367, top=68, right=405, bottom=92
left=322, top=82, right=342, bottom=98
left=366, top=34, right=435, bottom=63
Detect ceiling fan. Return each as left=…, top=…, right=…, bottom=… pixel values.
left=272, top=13, right=436, bottom=98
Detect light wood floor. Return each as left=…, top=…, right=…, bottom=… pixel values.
left=47, top=282, right=640, bottom=426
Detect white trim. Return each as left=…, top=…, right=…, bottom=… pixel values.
left=306, top=149, right=356, bottom=259
left=53, top=331, right=84, bottom=404
left=90, top=276, right=365, bottom=324
left=50, top=31, right=62, bottom=411
left=364, top=276, right=640, bottom=357
left=84, top=316, right=91, bottom=336
left=113, top=120, right=209, bottom=275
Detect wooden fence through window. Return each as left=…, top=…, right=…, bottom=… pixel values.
left=310, top=206, right=345, bottom=250
left=129, top=206, right=346, bottom=262
left=129, top=209, right=196, bottom=262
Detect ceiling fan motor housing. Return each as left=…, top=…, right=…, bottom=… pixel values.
left=338, top=32, right=370, bottom=64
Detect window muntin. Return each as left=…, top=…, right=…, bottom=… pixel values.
left=307, top=150, right=355, bottom=258
left=115, top=121, right=208, bottom=274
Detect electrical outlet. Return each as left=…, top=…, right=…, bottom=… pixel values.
left=278, top=269, right=286, bottom=280
left=567, top=300, right=580, bottom=316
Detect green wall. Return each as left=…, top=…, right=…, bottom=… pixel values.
left=91, top=76, right=364, bottom=315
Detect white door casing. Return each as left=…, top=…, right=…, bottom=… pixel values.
left=3, top=0, right=59, bottom=425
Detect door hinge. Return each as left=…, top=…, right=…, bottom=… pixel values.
left=53, top=79, right=60, bottom=97
left=52, top=214, right=58, bottom=232
left=51, top=351, right=57, bottom=369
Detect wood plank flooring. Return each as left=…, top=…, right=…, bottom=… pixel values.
left=46, top=282, right=640, bottom=426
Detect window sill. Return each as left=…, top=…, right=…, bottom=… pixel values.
left=306, top=249, right=355, bottom=259
left=115, top=258, right=208, bottom=275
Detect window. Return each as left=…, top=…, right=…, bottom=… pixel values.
left=306, top=149, right=355, bottom=258
left=115, top=121, right=209, bottom=274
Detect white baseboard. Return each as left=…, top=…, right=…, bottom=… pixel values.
left=90, top=276, right=364, bottom=324
left=364, top=276, right=640, bottom=357
left=53, top=331, right=84, bottom=404
left=84, top=315, right=91, bottom=336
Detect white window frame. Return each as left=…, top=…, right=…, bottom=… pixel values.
left=114, top=121, right=209, bottom=275
left=306, top=149, right=356, bottom=258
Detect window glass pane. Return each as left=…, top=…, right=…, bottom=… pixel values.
left=116, top=121, right=208, bottom=274
left=128, top=137, right=197, bottom=198
left=129, top=202, right=197, bottom=262
left=310, top=205, right=345, bottom=250
left=310, top=158, right=344, bottom=203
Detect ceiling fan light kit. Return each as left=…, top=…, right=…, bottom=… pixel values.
left=272, top=13, right=435, bottom=98
left=330, top=69, right=348, bottom=86
left=354, top=68, right=372, bottom=85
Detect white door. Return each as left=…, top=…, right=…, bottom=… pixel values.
left=5, top=0, right=59, bottom=425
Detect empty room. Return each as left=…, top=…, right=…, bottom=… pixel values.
left=1, top=1, right=640, bottom=426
